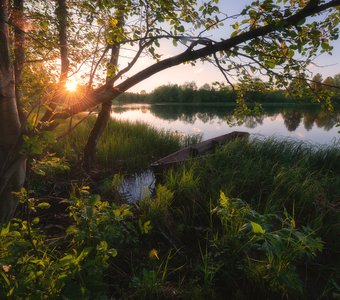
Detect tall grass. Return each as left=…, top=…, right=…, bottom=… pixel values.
left=55, top=116, right=183, bottom=171
left=193, top=138, right=339, bottom=224
left=174, top=138, right=340, bottom=297
left=3, top=131, right=339, bottom=298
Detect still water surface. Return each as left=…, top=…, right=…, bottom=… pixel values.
left=112, top=103, right=339, bottom=202
left=111, top=103, right=340, bottom=145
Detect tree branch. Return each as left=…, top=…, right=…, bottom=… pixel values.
left=50, top=0, right=340, bottom=120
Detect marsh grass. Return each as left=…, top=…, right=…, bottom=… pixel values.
left=176, top=138, right=340, bottom=297
left=193, top=138, right=339, bottom=224
left=55, top=116, right=183, bottom=171
left=2, top=133, right=340, bottom=299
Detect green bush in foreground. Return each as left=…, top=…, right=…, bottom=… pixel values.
left=0, top=186, right=327, bottom=299
left=1, top=138, right=339, bottom=299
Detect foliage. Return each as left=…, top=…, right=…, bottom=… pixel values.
left=0, top=178, right=330, bottom=299
left=55, top=117, right=183, bottom=171
left=0, top=185, right=142, bottom=299
left=8, top=0, right=340, bottom=123
left=116, top=76, right=340, bottom=107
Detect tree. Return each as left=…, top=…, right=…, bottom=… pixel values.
left=182, top=81, right=198, bottom=91
left=200, top=83, right=212, bottom=91
left=0, top=0, right=26, bottom=222
left=311, top=73, right=323, bottom=90
left=1, top=0, right=340, bottom=222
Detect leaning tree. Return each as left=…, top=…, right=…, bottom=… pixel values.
left=1, top=0, right=340, bottom=222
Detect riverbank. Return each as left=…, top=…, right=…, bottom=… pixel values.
left=1, top=121, right=339, bottom=299
left=111, top=102, right=340, bottom=144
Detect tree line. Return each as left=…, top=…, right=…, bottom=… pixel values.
left=116, top=74, right=340, bottom=104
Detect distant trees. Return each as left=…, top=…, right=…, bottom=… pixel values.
left=311, top=73, right=323, bottom=91
left=150, top=84, right=236, bottom=103
left=117, top=73, right=340, bottom=105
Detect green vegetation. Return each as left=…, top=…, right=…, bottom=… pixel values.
left=1, top=128, right=339, bottom=299
left=116, top=75, right=340, bottom=106
left=1, top=0, right=340, bottom=297
left=55, top=117, right=185, bottom=171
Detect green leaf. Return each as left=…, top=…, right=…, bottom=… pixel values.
left=0, top=271, right=10, bottom=287
left=266, top=60, right=276, bottom=68
left=321, top=39, right=329, bottom=50
left=108, top=248, right=118, bottom=257
left=296, top=18, right=306, bottom=26
left=177, top=25, right=185, bottom=32
left=288, top=49, right=295, bottom=58
left=0, top=223, right=10, bottom=235
left=37, top=202, right=51, bottom=209
left=232, top=22, right=239, bottom=30
left=76, top=247, right=92, bottom=264
left=32, top=217, right=40, bottom=224
left=89, top=194, right=101, bottom=205
left=219, top=191, right=229, bottom=208
left=250, top=221, right=266, bottom=234
left=231, top=30, right=239, bottom=38
left=58, top=254, right=75, bottom=267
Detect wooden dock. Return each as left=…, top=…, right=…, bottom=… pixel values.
left=151, top=131, right=249, bottom=171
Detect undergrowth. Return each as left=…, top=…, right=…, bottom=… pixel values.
left=0, top=137, right=339, bottom=299
left=55, top=117, right=192, bottom=171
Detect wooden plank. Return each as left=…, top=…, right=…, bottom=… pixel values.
left=151, top=131, right=249, bottom=171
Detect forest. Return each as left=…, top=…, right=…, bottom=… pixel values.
left=117, top=74, right=340, bottom=104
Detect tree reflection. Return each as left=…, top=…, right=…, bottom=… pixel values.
left=303, top=114, right=316, bottom=131
left=244, top=115, right=264, bottom=128
left=112, top=104, right=339, bottom=133
left=282, top=111, right=302, bottom=131
left=315, top=112, right=339, bottom=131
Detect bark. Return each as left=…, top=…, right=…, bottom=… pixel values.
left=82, top=100, right=112, bottom=171
left=0, top=0, right=26, bottom=223
left=83, top=44, right=120, bottom=171
left=39, top=0, right=69, bottom=124
left=13, top=0, right=26, bottom=123
left=56, top=0, right=69, bottom=84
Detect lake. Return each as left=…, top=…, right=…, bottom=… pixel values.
left=111, top=103, right=340, bottom=146
left=111, top=103, right=339, bottom=202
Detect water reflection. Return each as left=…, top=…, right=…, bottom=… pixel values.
left=111, top=104, right=340, bottom=144
left=119, top=169, right=155, bottom=203
left=282, top=112, right=303, bottom=132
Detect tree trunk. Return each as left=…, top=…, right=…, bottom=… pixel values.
left=83, top=100, right=112, bottom=171
left=56, top=0, right=69, bottom=85
left=0, top=0, right=26, bottom=223
left=39, top=0, right=69, bottom=124
left=83, top=44, right=120, bottom=171
left=13, top=0, right=26, bottom=124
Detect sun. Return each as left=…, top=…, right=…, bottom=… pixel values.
left=65, top=79, right=78, bottom=92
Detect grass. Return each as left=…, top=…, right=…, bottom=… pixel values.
left=1, top=122, right=339, bottom=299
left=192, top=138, right=339, bottom=222
left=175, top=138, right=340, bottom=298
left=55, top=116, right=187, bottom=171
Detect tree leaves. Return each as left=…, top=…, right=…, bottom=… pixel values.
left=250, top=221, right=266, bottom=234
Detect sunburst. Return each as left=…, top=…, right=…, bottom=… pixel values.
left=65, top=79, right=78, bottom=92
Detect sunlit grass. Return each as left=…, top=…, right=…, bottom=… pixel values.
left=55, top=116, right=184, bottom=171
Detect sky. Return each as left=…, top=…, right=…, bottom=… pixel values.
left=114, top=1, right=340, bottom=93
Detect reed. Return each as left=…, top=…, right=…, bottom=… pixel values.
left=55, top=117, right=183, bottom=171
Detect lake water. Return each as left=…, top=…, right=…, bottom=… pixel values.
left=111, top=103, right=339, bottom=202
left=111, top=103, right=340, bottom=146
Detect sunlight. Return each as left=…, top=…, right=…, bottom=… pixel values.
left=65, top=79, right=78, bottom=92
